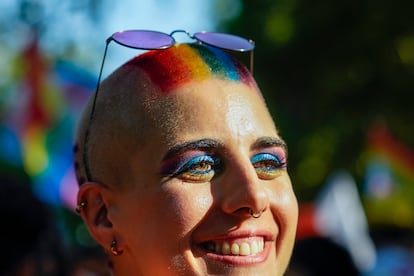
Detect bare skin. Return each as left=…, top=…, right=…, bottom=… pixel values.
left=75, top=62, right=298, bottom=276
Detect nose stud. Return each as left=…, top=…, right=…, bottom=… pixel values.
left=249, top=208, right=262, bottom=219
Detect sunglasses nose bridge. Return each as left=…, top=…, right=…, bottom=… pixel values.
left=170, top=29, right=192, bottom=39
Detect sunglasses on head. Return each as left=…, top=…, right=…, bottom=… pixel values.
left=82, top=29, right=255, bottom=182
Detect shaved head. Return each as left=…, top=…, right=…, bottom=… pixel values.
left=74, top=42, right=298, bottom=276
left=73, top=43, right=261, bottom=187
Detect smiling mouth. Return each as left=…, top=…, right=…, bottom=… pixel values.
left=200, top=237, right=265, bottom=256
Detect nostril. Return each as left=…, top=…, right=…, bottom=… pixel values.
left=233, top=207, right=251, bottom=216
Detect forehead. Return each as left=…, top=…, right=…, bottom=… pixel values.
left=143, top=79, right=277, bottom=146
left=123, top=43, right=256, bottom=93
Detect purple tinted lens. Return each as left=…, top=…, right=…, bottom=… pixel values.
left=194, top=32, right=254, bottom=52
left=111, top=30, right=174, bottom=49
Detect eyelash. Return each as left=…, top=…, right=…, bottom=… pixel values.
left=170, top=155, right=222, bottom=182
left=168, top=152, right=286, bottom=182
left=250, top=152, right=287, bottom=180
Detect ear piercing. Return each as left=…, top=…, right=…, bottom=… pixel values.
left=110, top=239, right=123, bottom=256
left=249, top=208, right=262, bottom=219
left=76, top=202, right=123, bottom=256
left=76, top=201, right=87, bottom=213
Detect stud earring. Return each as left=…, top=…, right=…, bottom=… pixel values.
left=76, top=201, right=87, bottom=213
left=110, top=239, right=123, bottom=256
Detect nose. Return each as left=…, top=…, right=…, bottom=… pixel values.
left=216, top=156, right=269, bottom=218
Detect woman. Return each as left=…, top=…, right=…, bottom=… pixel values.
left=74, top=30, right=298, bottom=275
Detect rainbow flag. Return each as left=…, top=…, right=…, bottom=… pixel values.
left=363, top=124, right=414, bottom=228
left=0, top=36, right=94, bottom=209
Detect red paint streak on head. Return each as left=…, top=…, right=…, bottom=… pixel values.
left=125, top=47, right=194, bottom=93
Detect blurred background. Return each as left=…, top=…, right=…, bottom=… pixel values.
left=0, top=0, right=413, bottom=274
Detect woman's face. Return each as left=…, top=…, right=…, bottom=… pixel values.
left=108, top=79, right=298, bottom=275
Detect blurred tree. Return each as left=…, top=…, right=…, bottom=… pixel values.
left=220, top=0, right=414, bottom=202
left=1, top=0, right=413, bottom=237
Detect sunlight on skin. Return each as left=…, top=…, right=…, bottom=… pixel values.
left=75, top=44, right=298, bottom=275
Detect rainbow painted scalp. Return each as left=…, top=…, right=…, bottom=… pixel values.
left=124, top=43, right=256, bottom=92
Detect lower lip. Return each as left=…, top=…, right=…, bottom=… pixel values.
left=197, top=241, right=272, bottom=265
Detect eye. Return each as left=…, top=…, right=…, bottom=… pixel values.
left=250, top=152, right=286, bottom=180
left=174, top=155, right=222, bottom=182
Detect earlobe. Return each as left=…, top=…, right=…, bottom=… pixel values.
left=77, top=182, right=113, bottom=248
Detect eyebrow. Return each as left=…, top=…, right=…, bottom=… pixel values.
left=162, top=138, right=224, bottom=161
left=162, top=136, right=288, bottom=162
left=250, top=136, right=288, bottom=154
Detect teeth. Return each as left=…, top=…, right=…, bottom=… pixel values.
left=215, top=243, right=221, bottom=254
left=206, top=238, right=265, bottom=256
left=251, top=240, right=259, bottom=254
left=231, top=243, right=240, bottom=255
left=222, top=242, right=231, bottom=254
left=239, top=242, right=250, bottom=255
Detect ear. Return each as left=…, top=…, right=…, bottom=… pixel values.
left=77, top=182, right=113, bottom=250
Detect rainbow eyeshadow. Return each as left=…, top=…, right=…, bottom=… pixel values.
left=124, top=43, right=255, bottom=93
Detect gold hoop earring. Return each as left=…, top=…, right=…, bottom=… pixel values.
left=110, top=239, right=123, bottom=256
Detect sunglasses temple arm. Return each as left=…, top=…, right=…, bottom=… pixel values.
left=250, top=50, right=254, bottom=75
left=83, top=41, right=110, bottom=182
left=90, top=42, right=110, bottom=117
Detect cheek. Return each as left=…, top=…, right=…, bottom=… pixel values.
left=268, top=175, right=298, bottom=271
left=269, top=175, right=299, bottom=230
left=160, top=183, right=213, bottom=234
left=116, top=184, right=213, bottom=258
